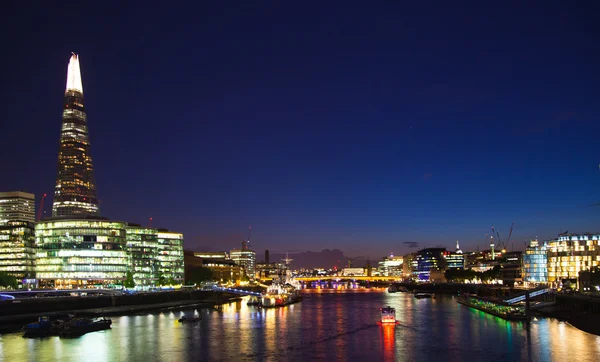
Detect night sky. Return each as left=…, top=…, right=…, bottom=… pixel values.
left=1, top=2, right=599, bottom=260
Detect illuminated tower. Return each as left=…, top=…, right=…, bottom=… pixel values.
left=52, top=53, right=99, bottom=217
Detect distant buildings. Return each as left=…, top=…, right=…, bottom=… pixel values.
left=230, top=241, right=256, bottom=280
left=444, top=241, right=465, bottom=269
left=185, top=251, right=243, bottom=283
left=415, top=248, right=446, bottom=280
left=342, top=267, right=365, bottom=276
left=377, top=254, right=403, bottom=276
left=0, top=191, right=35, bottom=223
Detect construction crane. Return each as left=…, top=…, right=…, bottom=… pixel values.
left=346, top=256, right=364, bottom=268
left=36, top=193, right=47, bottom=221
left=507, top=221, right=515, bottom=251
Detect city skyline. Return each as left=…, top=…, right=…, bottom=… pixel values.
left=1, top=3, right=599, bottom=260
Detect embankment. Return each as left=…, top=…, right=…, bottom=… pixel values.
left=0, top=290, right=238, bottom=334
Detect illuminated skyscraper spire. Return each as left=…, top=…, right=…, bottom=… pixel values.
left=66, top=53, right=83, bottom=94
left=52, top=53, right=99, bottom=217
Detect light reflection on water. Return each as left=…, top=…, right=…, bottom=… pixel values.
left=1, top=290, right=600, bottom=361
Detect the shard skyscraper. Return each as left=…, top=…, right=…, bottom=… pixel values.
left=52, top=53, right=99, bottom=217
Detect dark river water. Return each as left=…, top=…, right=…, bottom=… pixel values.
left=2, top=289, right=600, bottom=362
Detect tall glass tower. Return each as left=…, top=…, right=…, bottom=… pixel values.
left=52, top=53, right=99, bottom=217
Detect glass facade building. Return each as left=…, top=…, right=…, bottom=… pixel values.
left=0, top=221, right=36, bottom=280
left=52, top=54, right=99, bottom=217
left=126, top=226, right=159, bottom=287
left=0, top=191, right=35, bottom=223
left=523, top=239, right=548, bottom=285
left=156, top=231, right=185, bottom=284
left=35, top=217, right=128, bottom=288
left=416, top=248, right=446, bottom=280
left=546, top=233, right=600, bottom=285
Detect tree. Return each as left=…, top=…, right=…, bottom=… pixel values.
left=157, top=274, right=166, bottom=286
left=124, top=271, right=135, bottom=289
left=187, top=267, right=213, bottom=285
left=0, top=272, right=18, bottom=289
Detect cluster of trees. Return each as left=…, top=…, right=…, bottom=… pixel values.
left=444, top=266, right=501, bottom=283
left=0, top=272, right=18, bottom=289
left=122, top=271, right=184, bottom=289
left=186, top=267, right=213, bottom=285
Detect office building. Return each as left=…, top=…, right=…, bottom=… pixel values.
left=35, top=217, right=128, bottom=288
left=126, top=225, right=159, bottom=287
left=444, top=240, right=465, bottom=269
left=377, top=254, right=403, bottom=276
left=156, top=231, right=185, bottom=284
left=415, top=248, right=446, bottom=281
left=52, top=54, right=99, bottom=217
left=523, top=239, right=548, bottom=286
left=186, top=251, right=243, bottom=283
left=0, top=192, right=35, bottom=223
left=546, top=233, right=600, bottom=286
left=0, top=221, right=36, bottom=281
left=230, top=241, right=256, bottom=280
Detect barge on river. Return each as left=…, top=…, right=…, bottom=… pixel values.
left=457, top=294, right=529, bottom=321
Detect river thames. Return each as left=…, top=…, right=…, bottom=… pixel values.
left=1, top=289, right=600, bottom=362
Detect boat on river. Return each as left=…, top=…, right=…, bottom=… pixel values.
left=179, top=315, right=202, bottom=323
left=261, top=275, right=302, bottom=308
left=380, top=306, right=396, bottom=324
left=22, top=315, right=75, bottom=338
left=414, top=293, right=434, bottom=299
left=22, top=316, right=54, bottom=337
left=261, top=263, right=302, bottom=308
left=59, top=317, right=112, bottom=337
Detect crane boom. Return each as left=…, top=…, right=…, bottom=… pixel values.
left=36, top=193, right=47, bottom=221
left=506, top=221, right=515, bottom=245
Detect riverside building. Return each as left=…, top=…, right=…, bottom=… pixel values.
left=35, top=217, right=128, bottom=288
left=523, top=239, right=548, bottom=286
left=126, top=225, right=159, bottom=287
left=0, top=192, right=36, bottom=284
left=546, top=233, right=600, bottom=286
left=0, top=221, right=36, bottom=281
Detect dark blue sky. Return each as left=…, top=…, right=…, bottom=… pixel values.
left=1, top=2, right=599, bottom=260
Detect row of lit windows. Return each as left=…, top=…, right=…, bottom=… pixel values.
left=36, top=265, right=127, bottom=272
left=36, top=272, right=125, bottom=280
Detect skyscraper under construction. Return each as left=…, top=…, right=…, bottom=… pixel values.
left=52, top=53, right=99, bottom=217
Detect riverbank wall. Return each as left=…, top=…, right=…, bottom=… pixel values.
left=0, top=290, right=238, bottom=334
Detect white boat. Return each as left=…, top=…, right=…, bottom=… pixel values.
left=381, top=306, right=396, bottom=323
left=261, top=269, right=302, bottom=308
